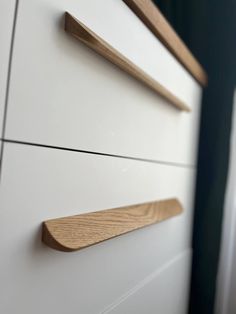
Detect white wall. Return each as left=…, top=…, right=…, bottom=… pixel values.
left=215, top=89, right=236, bottom=314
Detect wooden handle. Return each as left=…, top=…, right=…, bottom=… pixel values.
left=122, top=0, right=207, bottom=86
left=42, top=198, right=183, bottom=252
left=64, top=12, right=190, bottom=112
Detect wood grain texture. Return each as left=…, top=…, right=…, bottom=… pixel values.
left=122, top=0, right=207, bottom=86
left=65, top=12, right=190, bottom=112
left=42, top=198, right=183, bottom=252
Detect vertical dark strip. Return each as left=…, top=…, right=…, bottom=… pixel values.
left=188, top=1, right=236, bottom=312
left=154, top=0, right=236, bottom=313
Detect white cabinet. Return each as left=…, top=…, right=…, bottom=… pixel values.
left=0, top=1, right=205, bottom=313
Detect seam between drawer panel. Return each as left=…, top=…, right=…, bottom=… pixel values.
left=2, top=138, right=196, bottom=169
left=0, top=0, right=19, bottom=183
left=100, top=249, right=192, bottom=314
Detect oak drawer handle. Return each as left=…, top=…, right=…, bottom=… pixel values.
left=64, top=12, right=190, bottom=112
left=122, top=0, right=207, bottom=86
left=42, top=198, right=183, bottom=252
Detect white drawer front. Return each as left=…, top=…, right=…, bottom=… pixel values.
left=0, top=143, right=195, bottom=314
left=5, top=0, right=202, bottom=165
left=105, top=250, right=191, bottom=314
left=0, top=0, right=16, bottom=133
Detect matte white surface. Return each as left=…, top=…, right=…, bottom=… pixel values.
left=228, top=246, right=236, bottom=314
left=0, top=0, right=16, bottom=133
left=104, top=250, right=191, bottom=314
left=0, top=143, right=195, bottom=314
left=5, top=0, right=202, bottom=165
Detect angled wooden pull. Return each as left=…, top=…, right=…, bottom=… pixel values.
left=64, top=12, right=190, bottom=112
left=122, top=0, right=207, bottom=86
left=42, top=198, right=183, bottom=252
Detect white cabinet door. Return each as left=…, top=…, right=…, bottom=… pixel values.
left=0, top=142, right=195, bottom=314
left=5, top=0, right=202, bottom=166
left=105, top=251, right=191, bottom=314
